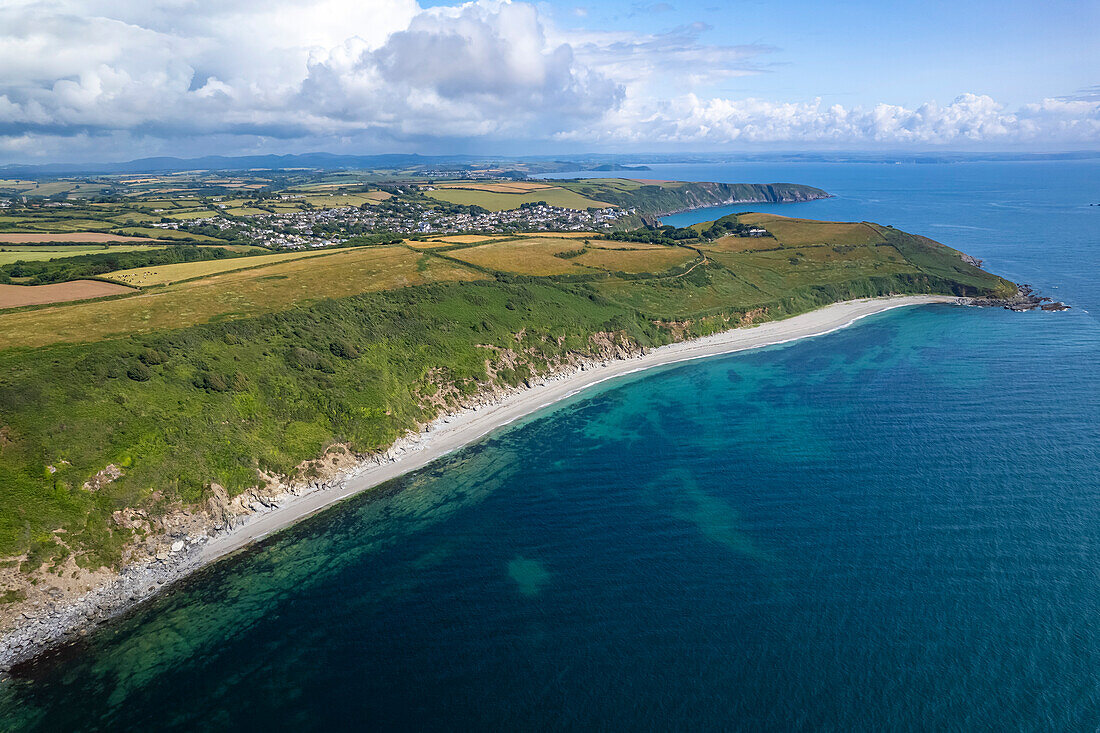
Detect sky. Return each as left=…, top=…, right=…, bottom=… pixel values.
left=1, top=0, right=1098, bottom=162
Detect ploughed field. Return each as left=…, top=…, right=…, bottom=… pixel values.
left=0, top=280, right=135, bottom=309
left=0, top=212, right=1014, bottom=598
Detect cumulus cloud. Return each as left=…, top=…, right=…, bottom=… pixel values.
left=0, top=0, right=1097, bottom=159
left=298, top=1, right=622, bottom=138
left=0, top=0, right=624, bottom=149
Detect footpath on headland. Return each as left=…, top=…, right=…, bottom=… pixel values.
left=199, top=294, right=957, bottom=562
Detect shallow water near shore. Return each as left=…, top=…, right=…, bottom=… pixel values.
left=2, top=161, right=1099, bottom=730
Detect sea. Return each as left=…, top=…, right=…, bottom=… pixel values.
left=1, top=160, right=1098, bottom=731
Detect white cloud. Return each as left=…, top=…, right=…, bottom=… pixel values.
left=297, top=1, right=622, bottom=138
left=0, top=0, right=1097, bottom=159
left=572, top=93, right=1100, bottom=147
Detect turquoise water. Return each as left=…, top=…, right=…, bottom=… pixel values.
left=2, top=162, right=1099, bottom=730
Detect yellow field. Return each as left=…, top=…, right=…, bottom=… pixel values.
left=0, top=247, right=484, bottom=348
left=424, top=235, right=501, bottom=244
left=408, top=240, right=491, bottom=250
left=737, top=214, right=886, bottom=248
left=102, top=248, right=342, bottom=287
left=443, top=236, right=695, bottom=276
left=519, top=231, right=601, bottom=239
left=447, top=238, right=600, bottom=275
left=574, top=247, right=695, bottom=274
left=583, top=240, right=664, bottom=250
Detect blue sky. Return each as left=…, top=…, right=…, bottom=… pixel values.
left=535, top=0, right=1098, bottom=107
left=1, top=0, right=1097, bottom=162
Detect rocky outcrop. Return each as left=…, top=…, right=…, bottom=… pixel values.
left=962, top=284, right=1070, bottom=311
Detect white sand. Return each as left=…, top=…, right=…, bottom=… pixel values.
left=200, top=295, right=956, bottom=563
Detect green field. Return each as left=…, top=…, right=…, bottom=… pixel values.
left=425, top=187, right=614, bottom=211
left=0, top=244, right=168, bottom=265
left=161, top=210, right=220, bottom=220
left=737, top=214, right=887, bottom=247
left=113, top=227, right=224, bottom=242
left=0, top=210, right=1016, bottom=587
left=445, top=237, right=603, bottom=275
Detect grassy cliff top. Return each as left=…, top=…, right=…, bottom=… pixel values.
left=0, top=212, right=1014, bottom=577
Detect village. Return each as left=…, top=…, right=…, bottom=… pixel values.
left=153, top=197, right=635, bottom=249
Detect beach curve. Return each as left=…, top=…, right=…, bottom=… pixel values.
left=200, top=294, right=956, bottom=561
left=0, top=294, right=958, bottom=674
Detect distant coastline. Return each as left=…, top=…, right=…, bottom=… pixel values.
left=0, top=294, right=959, bottom=677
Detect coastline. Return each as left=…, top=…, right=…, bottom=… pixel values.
left=650, top=191, right=832, bottom=221
left=0, top=294, right=957, bottom=675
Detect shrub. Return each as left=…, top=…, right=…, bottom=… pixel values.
left=126, top=363, right=152, bottom=382
left=329, top=339, right=360, bottom=360
left=138, top=348, right=167, bottom=366
left=288, top=347, right=333, bottom=372
left=195, top=372, right=230, bottom=392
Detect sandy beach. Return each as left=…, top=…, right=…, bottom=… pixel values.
left=0, top=294, right=957, bottom=673
left=200, top=294, right=957, bottom=562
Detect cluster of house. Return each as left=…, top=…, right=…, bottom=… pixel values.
left=153, top=200, right=634, bottom=249
left=408, top=202, right=632, bottom=234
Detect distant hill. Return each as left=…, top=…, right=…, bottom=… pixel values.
left=0, top=153, right=444, bottom=176
left=5, top=150, right=1099, bottom=177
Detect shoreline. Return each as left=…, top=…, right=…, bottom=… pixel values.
left=0, top=294, right=957, bottom=675
left=200, top=295, right=956, bottom=560
left=651, top=192, right=832, bottom=222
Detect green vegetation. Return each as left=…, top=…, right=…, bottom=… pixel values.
left=0, top=589, right=27, bottom=605
left=0, top=246, right=481, bottom=348
left=0, top=245, right=254, bottom=285
left=599, top=214, right=758, bottom=246
left=0, top=209, right=1016, bottom=576
left=100, top=247, right=346, bottom=288
left=0, top=245, right=170, bottom=266
left=556, top=179, right=829, bottom=216
left=424, top=186, right=613, bottom=211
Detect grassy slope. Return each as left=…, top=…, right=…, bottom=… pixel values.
left=557, top=179, right=830, bottom=216
left=0, top=215, right=1016, bottom=573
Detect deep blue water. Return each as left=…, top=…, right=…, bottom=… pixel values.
left=2, top=162, right=1098, bottom=731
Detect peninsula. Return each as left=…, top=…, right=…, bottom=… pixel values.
left=0, top=174, right=1021, bottom=671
